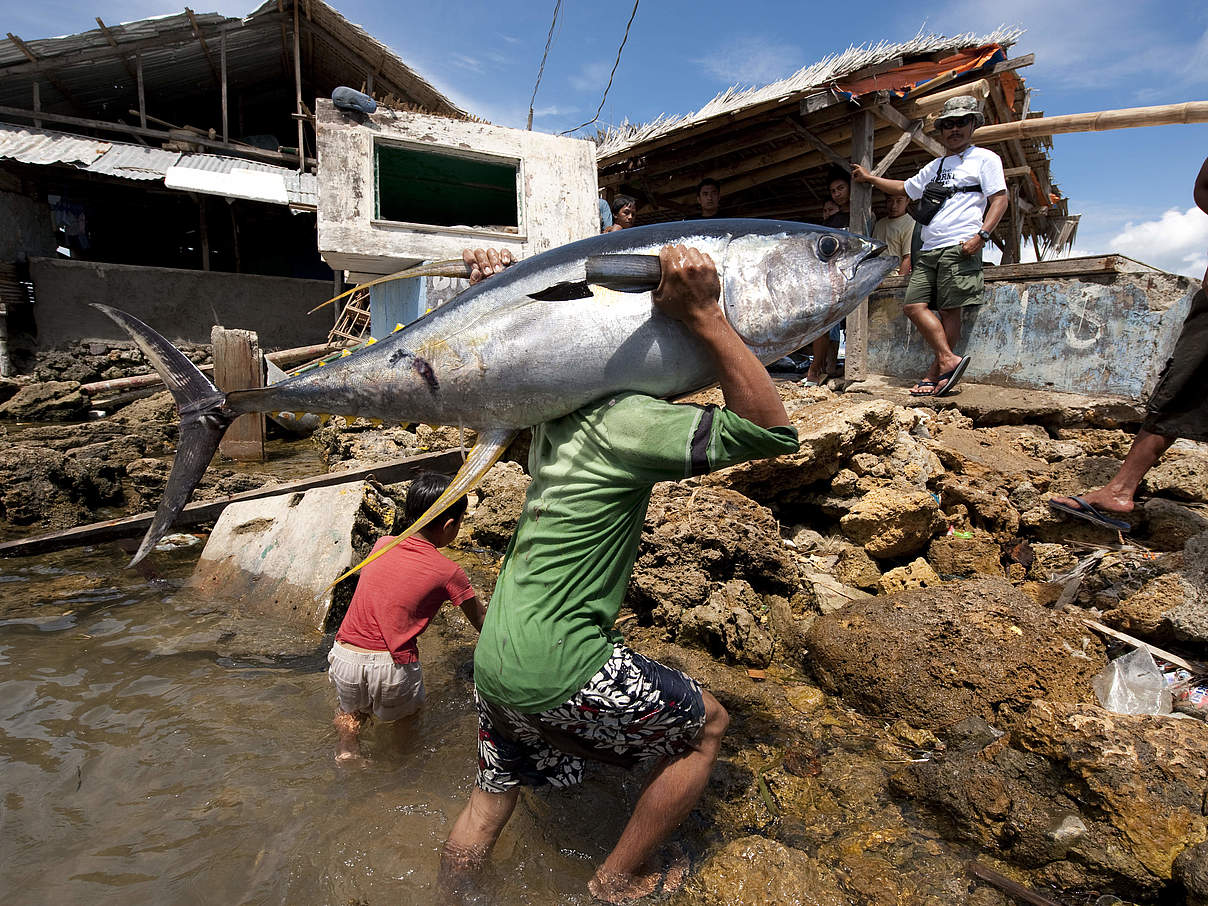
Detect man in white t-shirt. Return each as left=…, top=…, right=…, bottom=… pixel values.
left=853, top=96, right=1007, bottom=397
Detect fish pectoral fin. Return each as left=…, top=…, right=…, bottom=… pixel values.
left=584, top=254, right=663, bottom=293
left=323, top=427, right=519, bottom=591
left=527, top=281, right=594, bottom=302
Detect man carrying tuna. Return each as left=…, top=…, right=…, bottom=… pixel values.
left=853, top=95, right=1008, bottom=397
left=440, top=245, right=800, bottom=903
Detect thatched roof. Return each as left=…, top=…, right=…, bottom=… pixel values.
left=597, top=27, right=1022, bottom=160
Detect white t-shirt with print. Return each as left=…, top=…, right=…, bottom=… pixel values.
left=903, top=146, right=1006, bottom=252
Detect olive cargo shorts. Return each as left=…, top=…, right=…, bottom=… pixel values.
left=904, top=244, right=985, bottom=310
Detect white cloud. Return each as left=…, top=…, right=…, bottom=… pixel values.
left=694, top=35, right=801, bottom=86
left=570, top=61, right=614, bottom=93
left=1109, top=206, right=1208, bottom=278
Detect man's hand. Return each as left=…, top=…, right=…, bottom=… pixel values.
left=463, top=248, right=514, bottom=285
left=850, top=163, right=872, bottom=184
left=960, top=234, right=984, bottom=257
left=651, top=245, right=722, bottom=328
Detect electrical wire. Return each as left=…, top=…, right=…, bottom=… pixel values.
left=527, top=0, right=563, bottom=130
left=560, top=0, right=640, bottom=136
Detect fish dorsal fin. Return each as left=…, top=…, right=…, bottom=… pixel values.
left=323, top=427, right=518, bottom=591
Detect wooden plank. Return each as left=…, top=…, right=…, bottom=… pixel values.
left=95, top=17, right=139, bottom=82
left=136, top=55, right=146, bottom=129
left=873, top=103, right=945, bottom=157
left=785, top=116, right=850, bottom=169
left=185, top=6, right=221, bottom=87
left=1083, top=619, right=1206, bottom=673
left=212, top=326, right=265, bottom=462
left=871, top=122, right=919, bottom=177
left=293, top=0, right=305, bottom=172
left=1003, top=165, right=1032, bottom=178
left=31, top=81, right=40, bottom=129
left=220, top=32, right=228, bottom=144
left=846, top=110, right=875, bottom=383
left=0, top=450, right=465, bottom=559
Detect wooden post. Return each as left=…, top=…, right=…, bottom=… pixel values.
left=31, top=81, right=40, bottom=129
left=220, top=31, right=228, bottom=144
left=293, top=0, right=305, bottom=172
left=1006, top=183, right=1021, bottom=265
left=213, top=326, right=266, bottom=462
left=198, top=195, right=210, bottom=271
left=136, top=55, right=146, bottom=129
left=846, top=109, right=875, bottom=383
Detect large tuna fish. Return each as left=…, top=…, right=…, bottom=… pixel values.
left=98, top=219, right=896, bottom=579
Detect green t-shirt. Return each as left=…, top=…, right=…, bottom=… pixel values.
left=473, top=392, right=800, bottom=712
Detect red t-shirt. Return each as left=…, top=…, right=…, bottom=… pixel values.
left=336, top=535, right=474, bottom=664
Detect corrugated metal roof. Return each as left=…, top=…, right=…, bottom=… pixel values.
left=0, top=122, right=316, bottom=206
left=86, top=144, right=182, bottom=180
left=0, top=122, right=110, bottom=166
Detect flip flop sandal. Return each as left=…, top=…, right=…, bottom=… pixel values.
left=934, top=356, right=972, bottom=397
left=909, top=380, right=938, bottom=396
left=1047, top=495, right=1132, bottom=532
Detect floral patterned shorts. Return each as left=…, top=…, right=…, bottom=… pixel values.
left=474, top=646, right=707, bottom=793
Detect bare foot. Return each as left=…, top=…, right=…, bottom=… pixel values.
left=588, top=845, right=688, bottom=903
left=1049, top=490, right=1133, bottom=516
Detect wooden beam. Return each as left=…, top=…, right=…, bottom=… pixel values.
left=0, top=104, right=300, bottom=166
left=1003, top=165, right=1032, bottom=178
left=785, top=116, right=850, bottom=170
left=6, top=32, right=89, bottom=115
left=293, top=0, right=305, bottom=172
left=873, top=103, right=944, bottom=157
left=220, top=33, right=228, bottom=143
left=31, top=81, right=40, bottom=129
left=0, top=450, right=465, bottom=559
left=975, top=101, right=1208, bottom=142
left=184, top=7, right=221, bottom=87
left=136, top=54, right=146, bottom=129
left=0, top=22, right=234, bottom=78
left=95, top=17, right=138, bottom=83
left=901, top=79, right=990, bottom=119
left=871, top=120, right=920, bottom=177
left=845, top=110, right=875, bottom=383
left=213, top=326, right=264, bottom=461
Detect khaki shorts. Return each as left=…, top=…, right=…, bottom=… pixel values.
left=904, top=244, right=985, bottom=310
left=327, top=641, right=425, bottom=721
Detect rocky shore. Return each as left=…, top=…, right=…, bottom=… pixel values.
left=2, top=354, right=1206, bottom=904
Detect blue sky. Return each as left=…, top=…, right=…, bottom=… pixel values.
left=9, top=0, right=1208, bottom=277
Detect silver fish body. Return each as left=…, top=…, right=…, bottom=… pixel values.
left=98, top=218, right=895, bottom=567
left=237, top=219, right=895, bottom=430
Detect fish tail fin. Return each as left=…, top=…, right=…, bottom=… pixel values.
left=92, top=305, right=232, bottom=566
left=323, top=427, right=517, bottom=592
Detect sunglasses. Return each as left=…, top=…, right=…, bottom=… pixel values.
left=939, top=115, right=977, bottom=130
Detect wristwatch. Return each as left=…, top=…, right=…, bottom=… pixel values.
left=976, top=229, right=991, bottom=241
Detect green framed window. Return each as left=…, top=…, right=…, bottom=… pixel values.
left=374, top=142, right=520, bottom=231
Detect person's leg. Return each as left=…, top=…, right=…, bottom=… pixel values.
left=903, top=302, right=963, bottom=387
left=439, top=786, right=519, bottom=899
left=1051, top=429, right=1175, bottom=515
left=588, top=691, right=729, bottom=903
left=333, top=708, right=369, bottom=762
left=804, top=335, right=830, bottom=383
left=940, top=307, right=962, bottom=351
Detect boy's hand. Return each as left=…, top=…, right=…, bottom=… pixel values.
left=463, top=248, right=514, bottom=285
left=651, top=245, right=722, bottom=331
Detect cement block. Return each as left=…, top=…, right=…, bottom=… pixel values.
left=188, top=480, right=395, bottom=631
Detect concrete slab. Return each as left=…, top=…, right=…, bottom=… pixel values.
left=188, top=480, right=395, bottom=632
left=842, top=374, right=1144, bottom=429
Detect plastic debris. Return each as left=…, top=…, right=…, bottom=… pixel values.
left=1092, top=647, right=1172, bottom=715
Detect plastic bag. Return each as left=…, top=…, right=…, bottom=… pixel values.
left=1092, top=647, right=1172, bottom=715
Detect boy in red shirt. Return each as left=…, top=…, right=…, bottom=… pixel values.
left=328, top=472, right=485, bottom=762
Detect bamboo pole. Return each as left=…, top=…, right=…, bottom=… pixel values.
left=900, top=79, right=990, bottom=119
left=974, top=101, right=1208, bottom=142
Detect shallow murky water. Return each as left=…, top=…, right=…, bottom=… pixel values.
left=0, top=542, right=615, bottom=905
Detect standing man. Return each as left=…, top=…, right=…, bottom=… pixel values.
left=853, top=96, right=1007, bottom=397
left=442, top=246, right=799, bottom=904
left=873, top=193, right=915, bottom=276
left=696, top=177, right=722, bottom=218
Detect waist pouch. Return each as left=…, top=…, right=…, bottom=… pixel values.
left=910, top=180, right=982, bottom=225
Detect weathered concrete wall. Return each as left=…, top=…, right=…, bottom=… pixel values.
left=1, top=189, right=55, bottom=262
left=867, top=259, right=1198, bottom=401
left=316, top=99, right=598, bottom=279
left=29, top=258, right=335, bottom=349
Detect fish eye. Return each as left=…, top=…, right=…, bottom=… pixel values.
left=817, top=234, right=841, bottom=259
